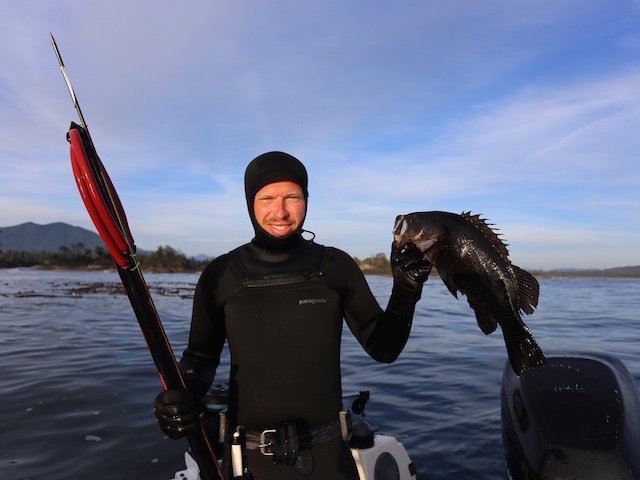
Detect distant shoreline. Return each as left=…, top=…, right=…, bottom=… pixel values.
left=358, top=266, right=640, bottom=279
left=528, top=270, right=640, bottom=279
left=3, top=261, right=640, bottom=279
left=353, top=254, right=640, bottom=279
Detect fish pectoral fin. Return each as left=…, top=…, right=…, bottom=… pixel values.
left=440, top=277, right=459, bottom=299
left=513, top=265, right=540, bottom=315
left=467, top=300, right=498, bottom=334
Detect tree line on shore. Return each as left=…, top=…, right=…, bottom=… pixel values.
left=0, top=243, right=395, bottom=274
left=0, top=243, right=209, bottom=272
left=1, top=242, right=638, bottom=277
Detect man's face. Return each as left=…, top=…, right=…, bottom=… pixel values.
left=253, top=181, right=306, bottom=237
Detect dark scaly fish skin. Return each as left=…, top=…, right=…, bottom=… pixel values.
left=393, top=211, right=545, bottom=375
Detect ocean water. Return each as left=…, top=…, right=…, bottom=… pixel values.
left=1, top=268, right=639, bottom=480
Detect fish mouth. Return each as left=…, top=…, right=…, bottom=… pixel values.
left=393, top=214, right=439, bottom=253
left=393, top=215, right=408, bottom=246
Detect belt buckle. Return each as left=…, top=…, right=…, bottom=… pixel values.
left=259, top=429, right=276, bottom=456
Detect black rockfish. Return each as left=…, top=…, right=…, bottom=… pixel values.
left=393, top=211, right=545, bottom=375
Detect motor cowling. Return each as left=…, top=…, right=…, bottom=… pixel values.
left=501, top=352, right=640, bottom=479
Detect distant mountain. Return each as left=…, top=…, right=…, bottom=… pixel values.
left=601, top=265, right=640, bottom=277
left=0, top=222, right=105, bottom=252
left=531, top=265, right=640, bottom=278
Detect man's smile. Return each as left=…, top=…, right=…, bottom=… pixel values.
left=266, top=222, right=295, bottom=236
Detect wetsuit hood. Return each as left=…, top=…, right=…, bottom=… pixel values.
left=244, top=151, right=309, bottom=250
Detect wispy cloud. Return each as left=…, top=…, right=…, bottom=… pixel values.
left=1, top=1, right=639, bottom=268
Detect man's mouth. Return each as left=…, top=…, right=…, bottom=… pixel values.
left=267, top=223, right=294, bottom=236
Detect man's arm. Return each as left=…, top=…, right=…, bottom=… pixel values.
left=330, top=245, right=431, bottom=363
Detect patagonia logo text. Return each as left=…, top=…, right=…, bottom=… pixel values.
left=298, top=297, right=328, bottom=306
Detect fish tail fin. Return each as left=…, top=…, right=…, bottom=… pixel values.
left=513, top=264, right=539, bottom=315
left=501, top=319, right=546, bottom=375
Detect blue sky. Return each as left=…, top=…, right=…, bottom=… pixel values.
left=1, top=1, right=639, bottom=269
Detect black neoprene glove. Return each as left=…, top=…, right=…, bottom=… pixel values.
left=391, top=242, right=432, bottom=291
left=154, top=389, right=202, bottom=439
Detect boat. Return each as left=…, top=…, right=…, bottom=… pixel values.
left=171, top=389, right=417, bottom=480
left=172, top=351, right=640, bottom=479
left=171, top=433, right=415, bottom=480
left=502, top=352, right=640, bottom=479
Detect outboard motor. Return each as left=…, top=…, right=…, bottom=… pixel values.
left=501, top=353, right=640, bottom=479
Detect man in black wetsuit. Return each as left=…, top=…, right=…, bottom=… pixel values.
left=155, top=151, right=431, bottom=479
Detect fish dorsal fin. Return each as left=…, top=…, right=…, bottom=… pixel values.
left=460, top=212, right=510, bottom=259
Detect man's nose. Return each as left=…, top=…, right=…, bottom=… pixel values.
left=274, top=198, right=289, bottom=217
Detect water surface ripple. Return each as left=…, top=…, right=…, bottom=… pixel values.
left=2, top=269, right=638, bottom=479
